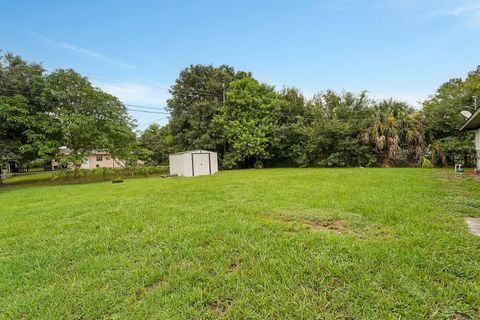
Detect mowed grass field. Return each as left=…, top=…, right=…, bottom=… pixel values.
left=1, top=169, right=479, bottom=319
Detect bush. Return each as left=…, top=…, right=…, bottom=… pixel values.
left=418, top=156, right=433, bottom=168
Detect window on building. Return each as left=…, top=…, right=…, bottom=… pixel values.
left=96, top=155, right=103, bottom=162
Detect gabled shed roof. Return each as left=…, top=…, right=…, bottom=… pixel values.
left=169, top=150, right=216, bottom=155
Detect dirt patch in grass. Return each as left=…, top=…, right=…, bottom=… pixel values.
left=228, top=261, right=241, bottom=272
left=278, top=216, right=346, bottom=233
left=266, top=208, right=391, bottom=239
left=206, top=302, right=225, bottom=315
left=135, top=279, right=164, bottom=301
left=451, top=314, right=471, bottom=320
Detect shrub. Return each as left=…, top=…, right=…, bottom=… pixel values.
left=418, top=156, right=433, bottom=168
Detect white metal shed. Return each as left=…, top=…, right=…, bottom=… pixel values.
left=169, top=150, right=218, bottom=177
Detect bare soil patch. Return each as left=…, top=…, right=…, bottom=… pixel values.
left=135, top=279, right=164, bottom=301
left=207, top=302, right=225, bottom=315
left=277, top=216, right=346, bottom=233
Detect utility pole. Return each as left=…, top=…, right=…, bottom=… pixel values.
left=222, top=83, right=225, bottom=107
left=222, top=82, right=227, bottom=155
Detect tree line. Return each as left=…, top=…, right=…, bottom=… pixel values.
left=0, top=52, right=138, bottom=177
left=1, top=51, right=479, bottom=175
left=141, top=64, right=479, bottom=168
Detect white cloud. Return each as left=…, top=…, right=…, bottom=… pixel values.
left=92, top=80, right=170, bottom=107
left=29, top=32, right=134, bottom=69
left=378, top=0, right=480, bottom=27
left=92, top=80, right=172, bottom=130
left=428, top=2, right=480, bottom=20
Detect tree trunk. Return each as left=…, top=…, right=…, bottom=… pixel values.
left=382, top=147, right=389, bottom=167
left=73, top=164, right=81, bottom=178
left=464, top=153, right=468, bottom=167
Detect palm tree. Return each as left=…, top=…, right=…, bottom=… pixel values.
left=361, top=100, right=425, bottom=167
left=404, top=111, right=426, bottom=164
left=428, top=140, right=447, bottom=166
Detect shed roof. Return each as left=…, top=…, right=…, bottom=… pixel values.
left=460, top=108, right=480, bottom=131
left=169, top=150, right=217, bottom=155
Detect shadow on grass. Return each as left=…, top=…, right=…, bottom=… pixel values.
left=0, top=167, right=170, bottom=191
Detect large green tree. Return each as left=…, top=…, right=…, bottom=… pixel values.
left=213, top=78, right=284, bottom=168
left=270, top=88, right=312, bottom=166
left=140, top=123, right=175, bottom=165
left=422, top=67, right=480, bottom=165
left=0, top=96, right=30, bottom=172
left=42, top=69, right=135, bottom=175
left=0, top=52, right=50, bottom=175
left=167, top=65, right=250, bottom=154
left=301, top=91, right=375, bottom=167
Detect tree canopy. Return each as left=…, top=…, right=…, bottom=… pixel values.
left=145, top=63, right=480, bottom=169
left=167, top=65, right=251, bottom=153
left=213, top=78, right=285, bottom=168
left=422, top=67, right=480, bottom=164
left=139, top=123, right=175, bottom=165
left=42, top=69, right=135, bottom=173
left=0, top=53, right=48, bottom=169
left=0, top=52, right=137, bottom=177
left=3, top=51, right=480, bottom=173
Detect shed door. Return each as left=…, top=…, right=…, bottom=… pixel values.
left=192, top=153, right=210, bottom=176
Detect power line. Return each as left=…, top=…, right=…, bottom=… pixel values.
left=137, top=116, right=169, bottom=129
left=124, top=104, right=167, bottom=111
left=0, top=87, right=171, bottom=113
left=1, top=86, right=403, bottom=122
left=127, top=108, right=169, bottom=115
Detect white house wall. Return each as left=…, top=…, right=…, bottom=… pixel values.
left=81, top=159, right=89, bottom=169
left=476, top=129, right=480, bottom=170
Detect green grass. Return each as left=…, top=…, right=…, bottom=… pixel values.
left=2, top=172, right=53, bottom=186
left=1, top=166, right=169, bottom=189
left=0, top=168, right=479, bottom=319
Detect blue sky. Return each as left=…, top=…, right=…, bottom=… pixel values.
left=1, top=0, right=480, bottom=129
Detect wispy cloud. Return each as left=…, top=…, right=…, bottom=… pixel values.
left=427, top=1, right=480, bottom=26
left=92, top=80, right=171, bottom=129
left=378, top=0, right=480, bottom=27
left=92, top=80, right=170, bottom=106
left=29, top=31, right=134, bottom=69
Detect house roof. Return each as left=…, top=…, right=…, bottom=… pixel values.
left=169, top=150, right=216, bottom=155
left=57, top=147, right=110, bottom=155
left=460, top=108, right=480, bottom=131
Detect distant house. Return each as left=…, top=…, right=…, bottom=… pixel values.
left=51, top=148, right=127, bottom=171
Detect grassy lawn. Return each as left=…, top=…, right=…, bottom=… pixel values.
left=0, top=168, right=479, bottom=319
left=1, top=166, right=168, bottom=189
left=2, top=172, right=54, bottom=186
